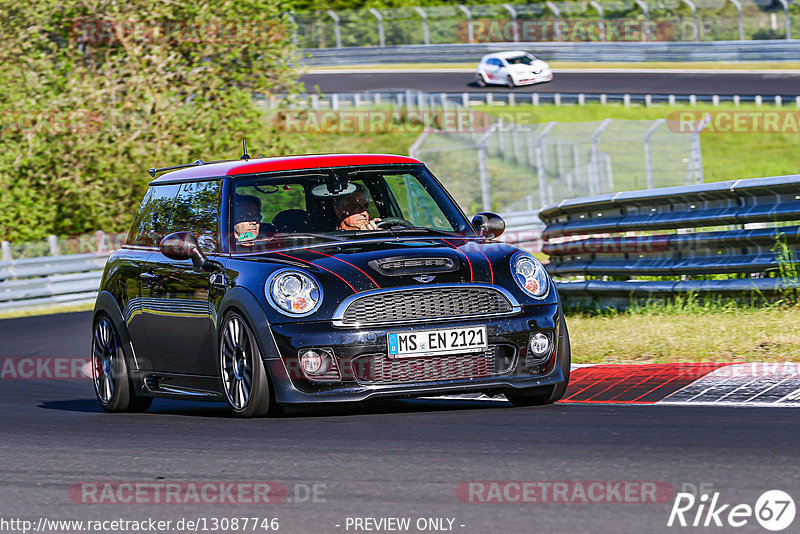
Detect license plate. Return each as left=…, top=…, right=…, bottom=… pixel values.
left=387, top=325, right=487, bottom=359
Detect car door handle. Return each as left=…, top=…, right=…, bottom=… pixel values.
left=139, top=272, right=157, bottom=280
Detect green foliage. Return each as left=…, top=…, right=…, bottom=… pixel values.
left=772, top=230, right=800, bottom=305
left=0, top=0, right=303, bottom=242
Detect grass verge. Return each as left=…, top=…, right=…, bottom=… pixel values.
left=475, top=102, right=800, bottom=181
left=567, top=302, right=800, bottom=364
left=0, top=302, right=94, bottom=320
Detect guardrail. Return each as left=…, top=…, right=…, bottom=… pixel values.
left=539, top=174, right=800, bottom=306
left=0, top=253, right=109, bottom=312
left=281, top=91, right=800, bottom=110
left=303, top=41, right=800, bottom=65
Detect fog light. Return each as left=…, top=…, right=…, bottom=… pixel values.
left=529, top=332, right=551, bottom=358
left=299, top=349, right=332, bottom=376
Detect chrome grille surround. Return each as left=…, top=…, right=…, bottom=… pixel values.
left=352, top=346, right=515, bottom=385
left=332, top=284, right=521, bottom=327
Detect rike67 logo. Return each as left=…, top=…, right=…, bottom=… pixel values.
left=668, top=489, right=795, bottom=531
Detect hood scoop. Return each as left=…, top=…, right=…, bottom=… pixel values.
left=369, top=256, right=459, bottom=277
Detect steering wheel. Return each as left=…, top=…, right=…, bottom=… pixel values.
left=377, top=217, right=415, bottom=229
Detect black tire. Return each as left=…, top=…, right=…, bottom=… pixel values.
left=477, top=74, right=487, bottom=88
left=506, top=75, right=516, bottom=89
left=219, top=311, right=278, bottom=418
left=506, top=321, right=571, bottom=407
left=92, top=315, right=153, bottom=413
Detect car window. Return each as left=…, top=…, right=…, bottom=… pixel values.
left=228, top=166, right=471, bottom=252
left=383, top=173, right=452, bottom=231
left=169, top=180, right=221, bottom=253
left=234, top=182, right=307, bottom=227
left=126, top=184, right=180, bottom=247
left=506, top=55, right=534, bottom=65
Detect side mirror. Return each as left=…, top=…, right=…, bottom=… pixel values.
left=471, top=212, right=505, bottom=239
left=160, top=232, right=221, bottom=272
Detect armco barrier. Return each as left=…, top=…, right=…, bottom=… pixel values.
left=302, top=41, right=800, bottom=66
left=539, top=174, right=800, bottom=304
left=0, top=254, right=109, bottom=312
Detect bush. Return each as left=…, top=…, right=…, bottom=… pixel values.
left=0, top=0, right=303, bottom=242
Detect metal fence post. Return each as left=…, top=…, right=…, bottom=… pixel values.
left=681, top=0, right=700, bottom=42
left=644, top=119, right=665, bottom=189
left=327, top=10, right=342, bottom=49
left=728, top=0, right=744, bottom=41
left=458, top=5, right=473, bottom=43
left=1, top=241, right=10, bottom=262
left=589, top=1, right=606, bottom=41
left=95, top=231, right=108, bottom=253
left=546, top=2, right=563, bottom=42
left=535, top=122, right=557, bottom=208
left=48, top=235, right=59, bottom=256
left=408, top=131, right=429, bottom=160
left=590, top=119, right=612, bottom=194
left=369, top=8, right=385, bottom=47
left=777, top=0, right=791, bottom=40
left=571, top=142, right=580, bottom=197
left=285, top=13, right=298, bottom=46
left=634, top=0, right=650, bottom=41
left=414, top=7, right=430, bottom=45
left=503, top=4, right=519, bottom=42
left=688, top=114, right=710, bottom=184
left=477, top=144, right=491, bottom=212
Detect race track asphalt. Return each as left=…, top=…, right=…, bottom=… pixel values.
left=1, top=312, right=798, bottom=533
left=300, top=70, right=800, bottom=96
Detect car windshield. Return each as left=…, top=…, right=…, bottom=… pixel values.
left=229, top=165, right=472, bottom=252
left=506, top=55, right=534, bottom=65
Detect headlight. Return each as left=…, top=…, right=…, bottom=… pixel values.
left=266, top=269, right=323, bottom=316
left=511, top=253, right=549, bottom=299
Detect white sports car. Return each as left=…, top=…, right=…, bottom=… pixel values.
left=476, top=51, right=553, bottom=88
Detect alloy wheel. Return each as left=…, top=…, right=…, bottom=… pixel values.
left=92, top=317, right=117, bottom=405
left=220, top=315, right=255, bottom=410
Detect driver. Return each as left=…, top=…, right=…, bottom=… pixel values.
left=333, top=186, right=381, bottom=231
left=232, top=194, right=262, bottom=245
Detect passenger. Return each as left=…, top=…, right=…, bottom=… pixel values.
left=333, top=186, right=381, bottom=231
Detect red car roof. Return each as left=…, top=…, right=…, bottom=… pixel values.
left=150, top=154, right=421, bottom=183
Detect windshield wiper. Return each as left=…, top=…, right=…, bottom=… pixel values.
left=350, top=227, right=461, bottom=238
left=255, top=233, right=345, bottom=243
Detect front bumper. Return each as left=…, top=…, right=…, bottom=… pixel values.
left=515, top=72, right=553, bottom=85
left=263, top=303, right=565, bottom=404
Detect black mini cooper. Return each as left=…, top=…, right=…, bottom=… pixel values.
left=92, top=153, right=570, bottom=416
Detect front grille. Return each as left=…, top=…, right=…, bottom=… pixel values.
left=338, top=287, right=514, bottom=326
left=352, top=347, right=514, bottom=384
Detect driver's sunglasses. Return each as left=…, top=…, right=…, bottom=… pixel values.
left=235, top=211, right=262, bottom=224
left=345, top=201, right=369, bottom=215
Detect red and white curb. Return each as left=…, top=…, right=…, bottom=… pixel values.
left=437, top=363, right=800, bottom=407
